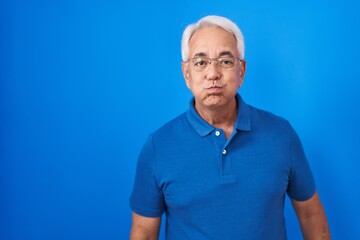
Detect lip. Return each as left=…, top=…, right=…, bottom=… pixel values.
left=205, top=86, right=223, bottom=94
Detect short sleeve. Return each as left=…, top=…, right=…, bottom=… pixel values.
left=286, top=127, right=316, bottom=201
left=129, top=135, right=165, bottom=217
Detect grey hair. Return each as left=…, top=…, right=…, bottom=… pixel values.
left=181, top=15, right=245, bottom=62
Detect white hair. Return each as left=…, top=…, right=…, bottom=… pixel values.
left=181, top=15, right=245, bottom=62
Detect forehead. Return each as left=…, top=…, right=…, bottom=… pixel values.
left=188, top=26, right=239, bottom=57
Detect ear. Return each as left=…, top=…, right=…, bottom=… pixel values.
left=181, top=61, right=191, bottom=89
left=238, top=60, right=246, bottom=88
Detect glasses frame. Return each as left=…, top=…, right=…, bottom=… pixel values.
left=185, top=56, right=244, bottom=72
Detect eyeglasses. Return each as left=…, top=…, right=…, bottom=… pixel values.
left=186, top=57, right=243, bottom=72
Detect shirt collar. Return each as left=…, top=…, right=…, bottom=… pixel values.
left=186, top=93, right=251, bottom=137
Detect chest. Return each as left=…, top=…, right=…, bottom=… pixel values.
left=155, top=130, right=292, bottom=211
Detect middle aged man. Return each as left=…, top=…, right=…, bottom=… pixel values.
left=130, top=15, right=330, bottom=239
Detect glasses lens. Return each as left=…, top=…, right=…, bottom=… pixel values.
left=192, top=58, right=209, bottom=71
left=218, top=57, right=236, bottom=68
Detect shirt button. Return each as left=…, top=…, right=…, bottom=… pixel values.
left=215, top=131, right=221, bottom=136
left=222, top=149, right=227, bottom=155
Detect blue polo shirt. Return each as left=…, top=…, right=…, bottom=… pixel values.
left=130, top=94, right=315, bottom=239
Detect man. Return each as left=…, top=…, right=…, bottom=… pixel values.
left=130, top=15, right=330, bottom=239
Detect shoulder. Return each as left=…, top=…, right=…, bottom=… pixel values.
left=248, top=104, right=290, bottom=127
left=247, top=104, right=297, bottom=142
left=150, top=112, right=189, bottom=139
left=138, top=113, right=189, bottom=161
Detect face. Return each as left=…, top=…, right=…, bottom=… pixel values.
left=181, top=26, right=246, bottom=110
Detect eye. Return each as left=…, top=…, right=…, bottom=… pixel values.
left=219, top=58, right=235, bottom=67
left=194, top=58, right=207, bottom=67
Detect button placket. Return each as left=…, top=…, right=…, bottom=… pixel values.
left=212, top=129, right=233, bottom=179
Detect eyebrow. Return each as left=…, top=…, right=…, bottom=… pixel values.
left=192, top=51, right=235, bottom=58
left=219, top=51, right=235, bottom=57
left=193, top=52, right=207, bottom=58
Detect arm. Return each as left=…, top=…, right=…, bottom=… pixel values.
left=130, top=212, right=161, bottom=240
left=291, top=191, right=330, bottom=239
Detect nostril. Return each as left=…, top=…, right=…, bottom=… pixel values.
left=207, top=72, right=221, bottom=81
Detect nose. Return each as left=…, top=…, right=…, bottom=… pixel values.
left=206, top=61, right=221, bottom=80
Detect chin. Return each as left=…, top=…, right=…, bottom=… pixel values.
left=202, top=95, right=226, bottom=107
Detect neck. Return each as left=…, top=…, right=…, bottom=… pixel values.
left=195, top=98, right=238, bottom=139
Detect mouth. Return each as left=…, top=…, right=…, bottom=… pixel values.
left=205, top=86, right=223, bottom=94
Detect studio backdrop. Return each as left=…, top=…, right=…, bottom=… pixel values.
left=1, top=0, right=359, bottom=239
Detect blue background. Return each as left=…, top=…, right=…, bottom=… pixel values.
left=1, top=0, right=359, bottom=239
